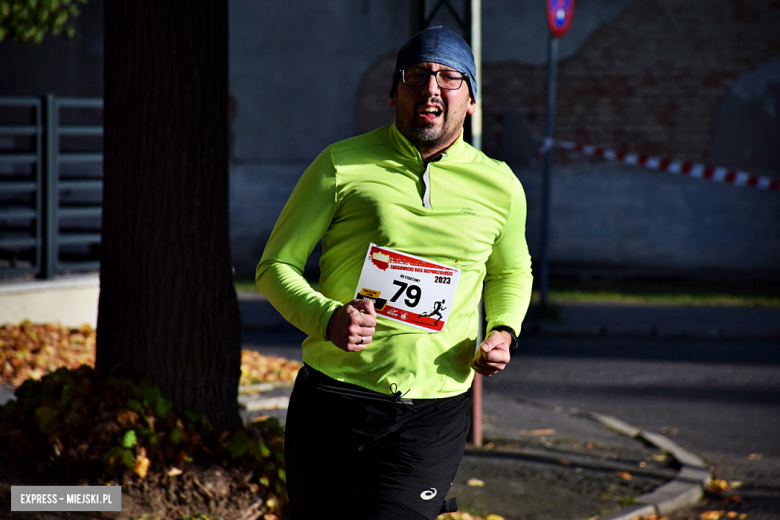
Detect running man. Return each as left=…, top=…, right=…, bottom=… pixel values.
left=256, top=26, right=533, bottom=520
left=418, top=299, right=447, bottom=326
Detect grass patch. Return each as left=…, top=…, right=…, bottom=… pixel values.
left=233, top=273, right=259, bottom=292
left=536, top=289, right=780, bottom=307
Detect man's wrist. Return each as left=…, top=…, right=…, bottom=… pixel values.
left=322, top=303, right=343, bottom=341
left=491, top=326, right=518, bottom=355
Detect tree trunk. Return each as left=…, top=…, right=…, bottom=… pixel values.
left=98, top=0, right=241, bottom=429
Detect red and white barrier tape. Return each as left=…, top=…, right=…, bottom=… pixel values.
left=541, top=138, right=779, bottom=192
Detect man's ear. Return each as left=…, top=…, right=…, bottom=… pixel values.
left=467, top=96, right=476, bottom=115
left=389, top=94, right=397, bottom=107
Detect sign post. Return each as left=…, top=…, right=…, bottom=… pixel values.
left=539, top=0, right=574, bottom=309
left=547, top=0, right=575, bottom=37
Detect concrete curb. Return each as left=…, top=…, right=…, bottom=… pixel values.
left=237, top=384, right=292, bottom=416
left=0, top=274, right=99, bottom=294
left=573, top=410, right=642, bottom=438
left=0, top=274, right=100, bottom=327
left=583, top=412, right=711, bottom=520
left=238, top=395, right=290, bottom=412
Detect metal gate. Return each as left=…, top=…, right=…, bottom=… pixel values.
left=0, top=95, right=103, bottom=280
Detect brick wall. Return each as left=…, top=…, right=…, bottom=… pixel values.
left=482, top=0, right=780, bottom=166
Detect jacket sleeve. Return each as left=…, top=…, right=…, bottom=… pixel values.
left=255, top=148, right=343, bottom=340
left=483, top=173, right=534, bottom=335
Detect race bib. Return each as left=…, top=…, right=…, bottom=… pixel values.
left=354, top=244, right=460, bottom=332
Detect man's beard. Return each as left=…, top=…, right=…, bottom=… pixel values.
left=397, top=97, right=452, bottom=150
left=407, top=121, right=446, bottom=147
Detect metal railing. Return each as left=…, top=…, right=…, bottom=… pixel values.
left=0, top=95, right=103, bottom=279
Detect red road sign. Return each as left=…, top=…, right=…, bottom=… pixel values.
left=547, top=0, right=575, bottom=37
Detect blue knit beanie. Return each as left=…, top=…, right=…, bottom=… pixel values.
left=390, top=26, right=477, bottom=98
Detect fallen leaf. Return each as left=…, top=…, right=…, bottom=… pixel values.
left=726, top=513, right=738, bottom=519
left=133, top=454, right=150, bottom=479
left=652, top=454, right=668, bottom=462
left=557, top=458, right=571, bottom=466
left=708, top=479, right=731, bottom=492
left=466, top=478, right=485, bottom=487
left=167, top=467, right=183, bottom=477
left=34, top=405, right=59, bottom=435
left=616, top=471, right=633, bottom=480
left=51, top=436, right=63, bottom=457
left=700, top=511, right=725, bottom=520
left=748, top=453, right=762, bottom=461
left=121, top=430, right=137, bottom=448
left=116, top=410, right=139, bottom=429
left=485, top=515, right=505, bottom=520
left=520, top=429, right=555, bottom=436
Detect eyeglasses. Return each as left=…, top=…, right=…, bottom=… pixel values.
left=400, top=67, right=466, bottom=90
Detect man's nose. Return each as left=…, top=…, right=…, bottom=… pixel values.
left=421, top=72, right=441, bottom=97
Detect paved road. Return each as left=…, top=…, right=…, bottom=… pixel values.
left=239, top=296, right=780, bottom=516
left=485, top=336, right=780, bottom=519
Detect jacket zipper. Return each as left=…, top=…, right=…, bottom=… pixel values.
left=421, top=153, right=446, bottom=209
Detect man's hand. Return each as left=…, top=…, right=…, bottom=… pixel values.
left=326, top=299, right=377, bottom=352
left=471, top=330, right=512, bottom=377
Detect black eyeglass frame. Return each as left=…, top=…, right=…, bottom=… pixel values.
left=399, top=67, right=467, bottom=91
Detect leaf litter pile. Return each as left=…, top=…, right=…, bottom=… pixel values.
left=0, top=321, right=302, bottom=519
left=0, top=321, right=302, bottom=388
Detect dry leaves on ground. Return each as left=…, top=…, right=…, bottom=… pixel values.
left=0, top=321, right=301, bottom=388
left=437, top=514, right=505, bottom=520
left=1, top=364, right=290, bottom=519
left=0, top=322, right=95, bottom=386
left=239, top=350, right=300, bottom=386
left=699, top=512, right=748, bottom=520
left=707, top=479, right=743, bottom=492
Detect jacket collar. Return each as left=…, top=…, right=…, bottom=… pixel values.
left=389, top=121, right=467, bottom=162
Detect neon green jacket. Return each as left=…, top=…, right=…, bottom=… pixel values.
left=256, top=123, right=533, bottom=398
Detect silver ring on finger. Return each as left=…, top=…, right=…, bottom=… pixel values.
left=357, top=335, right=364, bottom=345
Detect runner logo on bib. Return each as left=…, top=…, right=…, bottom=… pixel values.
left=354, top=244, right=460, bottom=332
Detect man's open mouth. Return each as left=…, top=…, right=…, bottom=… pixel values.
left=418, top=104, right=443, bottom=122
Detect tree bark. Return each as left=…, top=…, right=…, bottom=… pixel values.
left=98, top=0, right=241, bottom=429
